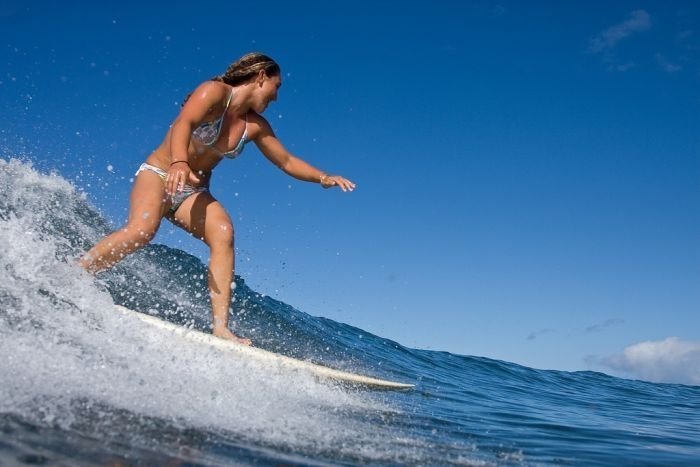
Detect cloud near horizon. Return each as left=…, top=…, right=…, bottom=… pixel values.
left=588, top=10, right=651, bottom=54
left=597, top=337, right=700, bottom=386
left=526, top=328, right=556, bottom=341
left=585, top=318, right=624, bottom=333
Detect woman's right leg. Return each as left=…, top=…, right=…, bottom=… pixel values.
left=167, top=191, right=251, bottom=345
left=79, top=170, right=170, bottom=273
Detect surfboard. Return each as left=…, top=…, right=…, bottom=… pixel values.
left=114, top=305, right=414, bottom=390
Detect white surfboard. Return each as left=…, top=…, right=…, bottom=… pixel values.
left=114, top=305, right=414, bottom=390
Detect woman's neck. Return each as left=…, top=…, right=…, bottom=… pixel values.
left=227, top=84, right=253, bottom=116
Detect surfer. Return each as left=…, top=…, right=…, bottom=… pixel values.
left=79, top=52, right=355, bottom=345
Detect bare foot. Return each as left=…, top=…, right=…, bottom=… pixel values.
left=213, top=327, right=252, bottom=346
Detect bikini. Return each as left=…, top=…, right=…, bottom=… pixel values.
left=135, top=88, right=249, bottom=213
left=191, top=89, right=248, bottom=159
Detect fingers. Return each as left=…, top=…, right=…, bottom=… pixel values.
left=341, top=178, right=356, bottom=192
left=325, top=176, right=356, bottom=192
left=165, top=167, right=189, bottom=195
left=165, top=171, right=176, bottom=195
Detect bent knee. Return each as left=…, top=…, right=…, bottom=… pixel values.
left=205, top=222, right=235, bottom=249
left=122, top=221, right=160, bottom=243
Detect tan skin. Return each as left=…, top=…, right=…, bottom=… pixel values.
left=79, top=69, right=355, bottom=345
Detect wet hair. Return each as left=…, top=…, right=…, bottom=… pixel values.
left=183, top=52, right=280, bottom=104
left=213, top=52, right=280, bottom=86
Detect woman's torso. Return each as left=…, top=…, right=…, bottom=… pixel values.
left=145, top=84, right=260, bottom=187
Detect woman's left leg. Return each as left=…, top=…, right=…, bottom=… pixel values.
left=169, top=191, right=251, bottom=345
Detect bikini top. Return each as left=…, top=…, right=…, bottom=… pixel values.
left=191, top=89, right=248, bottom=159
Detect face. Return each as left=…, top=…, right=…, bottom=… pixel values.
left=254, top=72, right=282, bottom=113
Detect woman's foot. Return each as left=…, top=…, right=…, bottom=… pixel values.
left=213, top=327, right=252, bottom=346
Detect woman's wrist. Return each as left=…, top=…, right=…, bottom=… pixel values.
left=319, top=173, right=328, bottom=184
left=170, top=160, right=189, bottom=167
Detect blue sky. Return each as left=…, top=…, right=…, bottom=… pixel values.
left=1, top=1, right=698, bottom=380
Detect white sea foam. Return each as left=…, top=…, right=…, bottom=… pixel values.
left=0, top=158, right=407, bottom=461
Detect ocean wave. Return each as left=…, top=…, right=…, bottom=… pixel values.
left=1, top=158, right=699, bottom=465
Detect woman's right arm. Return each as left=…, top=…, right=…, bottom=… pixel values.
left=165, top=82, right=226, bottom=196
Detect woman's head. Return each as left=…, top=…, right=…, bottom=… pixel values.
left=216, top=52, right=282, bottom=113
left=217, top=52, right=280, bottom=86
left=183, top=53, right=280, bottom=108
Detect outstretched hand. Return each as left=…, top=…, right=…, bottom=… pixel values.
left=321, top=174, right=356, bottom=192
left=166, top=161, right=201, bottom=196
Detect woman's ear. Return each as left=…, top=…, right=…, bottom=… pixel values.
left=257, top=69, right=266, bottom=87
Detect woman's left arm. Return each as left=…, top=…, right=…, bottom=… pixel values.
left=253, top=118, right=356, bottom=192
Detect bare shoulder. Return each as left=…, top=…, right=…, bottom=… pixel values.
left=179, top=81, right=230, bottom=123
left=189, top=80, right=229, bottom=103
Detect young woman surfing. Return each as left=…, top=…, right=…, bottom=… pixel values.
left=79, top=52, right=355, bottom=345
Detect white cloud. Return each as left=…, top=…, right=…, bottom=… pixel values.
left=526, top=328, right=556, bottom=341
left=675, top=30, right=694, bottom=42
left=585, top=318, right=624, bottom=333
left=655, top=53, right=683, bottom=73
left=588, top=10, right=651, bottom=54
left=613, top=61, right=636, bottom=72
left=599, top=337, right=700, bottom=386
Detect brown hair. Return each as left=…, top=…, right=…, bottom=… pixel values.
left=213, top=52, right=280, bottom=86
left=183, top=52, right=280, bottom=104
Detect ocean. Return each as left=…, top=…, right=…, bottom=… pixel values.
left=1, top=158, right=698, bottom=466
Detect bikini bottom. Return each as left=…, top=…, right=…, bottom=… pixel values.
left=135, top=162, right=209, bottom=214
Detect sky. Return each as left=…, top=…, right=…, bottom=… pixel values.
left=1, top=0, right=698, bottom=383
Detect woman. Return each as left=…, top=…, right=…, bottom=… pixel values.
left=79, top=52, right=355, bottom=345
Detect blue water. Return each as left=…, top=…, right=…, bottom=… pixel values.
left=1, top=158, right=699, bottom=466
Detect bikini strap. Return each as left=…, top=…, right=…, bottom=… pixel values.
left=209, top=89, right=234, bottom=146
left=225, top=88, right=234, bottom=110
